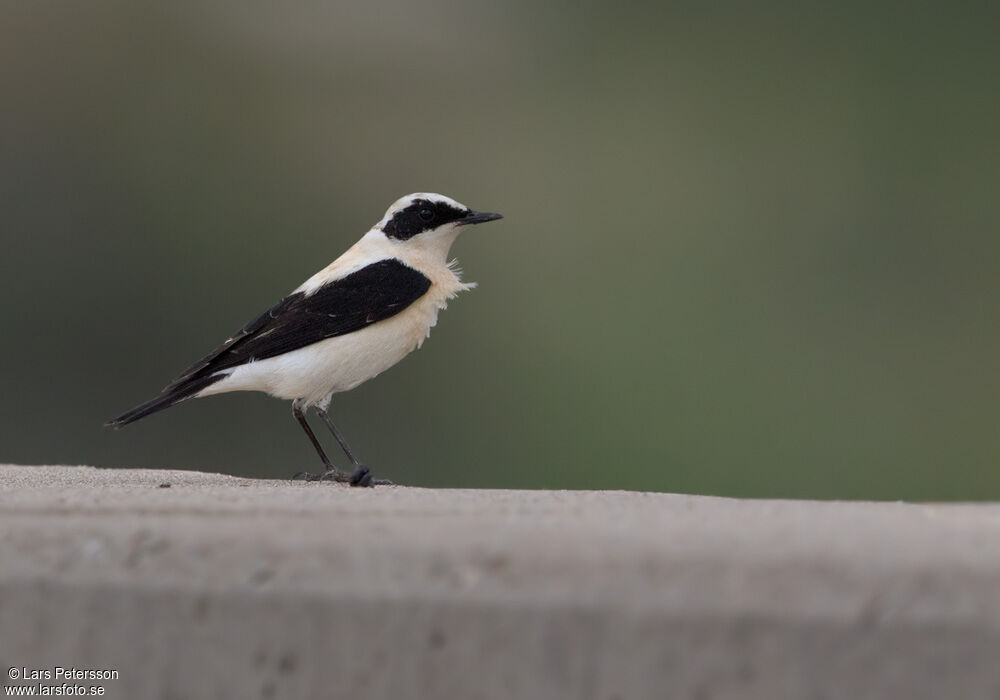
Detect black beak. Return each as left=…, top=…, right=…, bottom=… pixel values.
left=459, top=210, right=503, bottom=226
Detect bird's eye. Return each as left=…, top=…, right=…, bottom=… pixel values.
left=418, top=208, right=435, bottom=222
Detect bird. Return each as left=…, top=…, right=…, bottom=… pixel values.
left=107, top=193, right=502, bottom=486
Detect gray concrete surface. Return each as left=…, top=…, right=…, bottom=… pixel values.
left=2, top=464, right=1000, bottom=699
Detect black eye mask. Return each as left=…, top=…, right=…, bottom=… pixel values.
left=382, top=199, right=468, bottom=240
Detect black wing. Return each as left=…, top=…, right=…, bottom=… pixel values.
left=169, top=258, right=432, bottom=387
left=106, top=258, right=430, bottom=427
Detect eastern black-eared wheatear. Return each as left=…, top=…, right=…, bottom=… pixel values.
left=107, top=193, right=502, bottom=486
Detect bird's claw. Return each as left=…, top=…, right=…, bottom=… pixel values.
left=349, top=466, right=372, bottom=487
left=292, top=466, right=391, bottom=486
left=292, top=468, right=350, bottom=483
left=349, top=466, right=393, bottom=487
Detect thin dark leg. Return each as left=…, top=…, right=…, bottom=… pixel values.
left=316, top=407, right=393, bottom=486
left=291, top=403, right=349, bottom=482
left=316, top=408, right=362, bottom=465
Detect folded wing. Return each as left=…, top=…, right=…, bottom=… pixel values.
left=107, top=258, right=431, bottom=427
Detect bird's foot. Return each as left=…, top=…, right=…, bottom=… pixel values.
left=292, top=468, right=351, bottom=483
left=291, top=466, right=392, bottom=486
left=348, top=465, right=394, bottom=487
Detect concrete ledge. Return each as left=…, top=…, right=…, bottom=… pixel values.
left=2, top=464, right=1000, bottom=699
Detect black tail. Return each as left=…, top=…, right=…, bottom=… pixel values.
left=105, top=374, right=223, bottom=428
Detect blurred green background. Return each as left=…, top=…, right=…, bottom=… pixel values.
left=1, top=1, right=998, bottom=499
